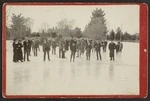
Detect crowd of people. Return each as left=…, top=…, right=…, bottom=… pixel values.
left=12, top=37, right=123, bottom=63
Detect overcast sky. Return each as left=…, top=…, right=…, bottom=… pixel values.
left=6, top=5, right=139, bottom=34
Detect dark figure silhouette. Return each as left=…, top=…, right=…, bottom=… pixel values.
left=86, top=41, right=92, bottom=60
left=23, top=39, right=30, bottom=61
left=109, top=41, right=116, bottom=61
left=43, top=39, right=50, bottom=61
left=17, top=40, right=23, bottom=62
left=13, top=39, right=18, bottom=62
left=70, top=38, right=77, bottom=62
left=52, top=39, right=57, bottom=55
left=34, top=39, right=40, bottom=56
left=95, top=40, right=102, bottom=60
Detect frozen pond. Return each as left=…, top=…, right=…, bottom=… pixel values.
left=6, top=40, right=139, bottom=95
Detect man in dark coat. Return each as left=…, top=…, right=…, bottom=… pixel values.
left=70, top=38, right=77, bottom=62
left=95, top=40, right=102, bottom=60
left=116, top=42, right=120, bottom=54
left=86, top=40, right=92, bottom=60
left=12, top=39, right=18, bottom=62
left=23, top=38, right=30, bottom=61
left=109, top=40, right=116, bottom=61
left=43, top=39, right=50, bottom=61
left=17, top=40, right=23, bottom=62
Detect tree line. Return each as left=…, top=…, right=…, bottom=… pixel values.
left=108, top=28, right=139, bottom=41
left=6, top=8, right=139, bottom=42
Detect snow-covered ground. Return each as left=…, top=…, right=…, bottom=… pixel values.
left=6, top=41, right=139, bottom=95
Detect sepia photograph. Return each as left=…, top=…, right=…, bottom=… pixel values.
left=2, top=3, right=148, bottom=98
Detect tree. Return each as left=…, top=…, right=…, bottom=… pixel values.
left=115, top=27, right=123, bottom=40
left=51, top=32, right=57, bottom=38
left=40, top=23, right=49, bottom=33
left=84, top=8, right=107, bottom=39
left=6, top=26, right=12, bottom=39
left=56, top=19, right=75, bottom=37
left=123, top=32, right=130, bottom=40
left=109, top=30, right=115, bottom=40
left=8, top=14, right=32, bottom=39
left=72, top=27, right=82, bottom=38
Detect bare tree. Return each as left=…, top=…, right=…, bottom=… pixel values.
left=56, top=18, right=75, bottom=36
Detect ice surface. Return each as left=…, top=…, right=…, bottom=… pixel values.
left=6, top=41, right=139, bottom=95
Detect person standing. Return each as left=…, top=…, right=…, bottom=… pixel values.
left=62, top=40, right=66, bottom=58
left=119, top=42, right=123, bottom=52
left=70, top=38, right=77, bottom=62
left=12, top=39, right=18, bottom=62
left=17, top=40, right=23, bottom=62
left=104, top=40, right=108, bottom=52
left=23, top=38, right=30, bottom=61
left=34, top=38, right=40, bottom=56
left=43, top=39, right=50, bottom=61
left=65, top=39, right=69, bottom=51
left=86, top=40, right=92, bottom=60
left=102, top=41, right=105, bottom=52
left=28, top=39, right=32, bottom=56
left=58, top=38, right=64, bottom=58
left=80, top=39, right=85, bottom=55
left=31, top=39, right=35, bottom=55
left=116, top=42, right=120, bottom=54
left=51, top=38, right=57, bottom=55
left=109, top=40, right=116, bottom=61
left=76, top=39, right=81, bottom=57
left=95, top=40, right=102, bottom=61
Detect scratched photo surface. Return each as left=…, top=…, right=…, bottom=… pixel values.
left=6, top=5, right=139, bottom=95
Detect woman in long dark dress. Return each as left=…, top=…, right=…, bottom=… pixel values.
left=17, top=40, right=23, bottom=62
left=13, top=39, right=18, bottom=62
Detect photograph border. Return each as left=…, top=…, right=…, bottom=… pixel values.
left=2, top=2, right=148, bottom=98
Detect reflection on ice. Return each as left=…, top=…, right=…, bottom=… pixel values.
left=109, top=61, right=114, bottom=81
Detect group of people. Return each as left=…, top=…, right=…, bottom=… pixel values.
left=12, top=37, right=40, bottom=62
left=12, top=37, right=123, bottom=63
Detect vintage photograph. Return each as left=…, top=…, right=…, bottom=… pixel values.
left=4, top=3, right=141, bottom=97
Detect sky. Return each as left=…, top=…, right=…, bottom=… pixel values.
left=6, top=5, right=139, bottom=34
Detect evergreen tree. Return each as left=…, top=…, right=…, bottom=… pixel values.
left=115, top=27, right=122, bottom=40
left=110, top=30, right=115, bottom=40
left=9, top=14, right=32, bottom=39
left=73, top=27, right=82, bottom=38
left=123, top=32, right=130, bottom=40
left=84, top=8, right=107, bottom=39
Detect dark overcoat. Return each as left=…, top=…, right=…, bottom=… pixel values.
left=109, top=42, right=116, bottom=57
left=43, top=42, right=50, bottom=52
left=95, top=43, right=101, bottom=52
left=13, top=42, right=18, bottom=62
left=70, top=40, right=77, bottom=52
left=23, top=41, right=30, bottom=51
